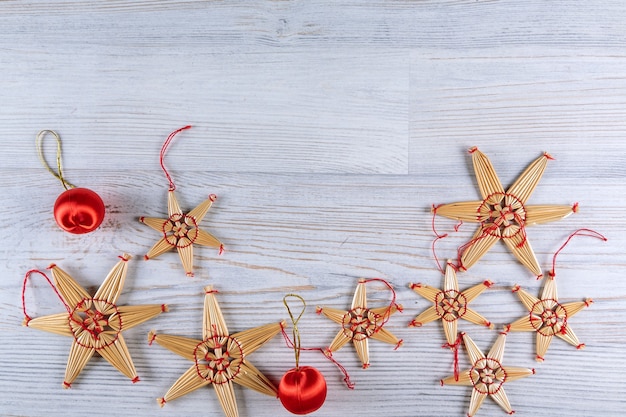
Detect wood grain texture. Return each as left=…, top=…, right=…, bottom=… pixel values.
left=1, top=1, right=626, bottom=417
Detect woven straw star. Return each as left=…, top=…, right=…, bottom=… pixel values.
left=409, top=261, right=493, bottom=345
left=149, top=286, right=284, bottom=417
left=316, top=279, right=403, bottom=369
left=505, top=274, right=592, bottom=362
left=435, top=147, right=577, bottom=276
left=23, top=254, right=167, bottom=388
left=140, top=190, right=223, bottom=277
left=441, top=332, right=535, bottom=417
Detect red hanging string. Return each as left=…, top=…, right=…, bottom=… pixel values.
left=21, top=269, right=70, bottom=324
left=160, top=125, right=192, bottom=191
left=431, top=204, right=463, bottom=273
left=361, top=278, right=402, bottom=331
left=279, top=323, right=355, bottom=389
left=550, top=228, right=607, bottom=278
left=456, top=227, right=494, bottom=271
left=441, top=333, right=463, bottom=382
left=431, top=204, right=448, bottom=274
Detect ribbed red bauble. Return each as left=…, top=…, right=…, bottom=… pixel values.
left=278, top=366, right=327, bottom=415
left=53, top=188, right=105, bottom=234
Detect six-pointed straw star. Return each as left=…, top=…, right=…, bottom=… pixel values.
left=409, top=261, right=493, bottom=345
left=140, top=189, right=223, bottom=277
left=23, top=254, right=167, bottom=388
left=149, top=286, right=284, bottom=417
left=441, top=332, right=535, bottom=417
left=316, top=279, right=403, bottom=369
left=505, top=274, right=592, bottom=362
left=435, top=147, right=577, bottom=276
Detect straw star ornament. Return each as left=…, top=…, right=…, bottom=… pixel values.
left=316, top=279, right=403, bottom=369
left=140, top=189, right=223, bottom=277
left=149, top=286, right=285, bottom=417
left=504, top=229, right=606, bottom=362
left=140, top=126, right=223, bottom=277
left=441, top=332, right=534, bottom=417
left=409, top=261, right=493, bottom=345
left=22, top=254, right=168, bottom=388
left=434, top=148, right=577, bottom=276
left=506, top=277, right=591, bottom=362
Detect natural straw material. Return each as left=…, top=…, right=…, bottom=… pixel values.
left=504, top=229, right=606, bottom=362
left=23, top=254, right=167, bottom=388
left=150, top=286, right=284, bottom=417
left=140, top=126, right=223, bottom=277
left=506, top=277, right=592, bottom=362
left=316, top=279, right=403, bottom=369
left=140, top=190, right=223, bottom=277
left=441, top=332, right=534, bottom=417
left=434, top=148, right=576, bottom=276
left=409, top=261, right=493, bottom=345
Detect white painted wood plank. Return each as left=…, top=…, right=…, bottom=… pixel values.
left=1, top=1, right=626, bottom=416
left=1, top=1, right=625, bottom=50
left=410, top=50, right=626, bottom=180
left=0, top=48, right=409, bottom=174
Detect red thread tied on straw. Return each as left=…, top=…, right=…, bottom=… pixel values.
left=360, top=278, right=403, bottom=332
left=442, top=333, right=463, bottom=382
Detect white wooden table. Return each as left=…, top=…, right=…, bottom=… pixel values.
left=1, top=2, right=625, bottom=416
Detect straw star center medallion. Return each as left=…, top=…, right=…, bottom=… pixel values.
left=435, top=290, right=468, bottom=321
left=531, top=299, right=567, bottom=336
left=164, top=213, right=199, bottom=248
left=479, top=192, right=526, bottom=238
left=69, top=298, right=121, bottom=349
left=193, top=335, right=244, bottom=384
left=342, top=307, right=378, bottom=341
left=470, top=358, right=506, bottom=395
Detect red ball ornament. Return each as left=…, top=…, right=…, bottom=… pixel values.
left=278, top=366, right=327, bottom=415
left=53, top=188, right=105, bottom=234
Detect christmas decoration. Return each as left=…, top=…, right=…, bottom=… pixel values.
left=278, top=294, right=327, bottom=415
left=149, top=286, right=284, bottom=417
left=139, top=125, right=223, bottom=277
left=434, top=147, right=577, bottom=276
left=21, top=254, right=167, bottom=388
left=36, top=130, right=105, bottom=234
left=505, top=229, right=606, bottom=361
left=409, top=261, right=493, bottom=345
left=441, top=332, right=535, bottom=417
left=317, top=278, right=402, bottom=369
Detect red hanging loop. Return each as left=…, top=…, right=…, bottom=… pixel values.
left=361, top=278, right=402, bottom=330
left=550, top=228, right=607, bottom=278
left=21, top=269, right=70, bottom=325
left=160, top=125, right=192, bottom=191
left=431, top=204, right=463, bottom=273
left=431, top=204, right=449, bottom=274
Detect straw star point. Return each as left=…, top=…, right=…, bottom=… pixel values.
left=317, top=279, right=402, bottom=369
left=150, top=285, right=284, bottom=417
left=441, top=332, right=534, bottom=417
left=435, top=148, right=576, bottom=276
left=140, top=190, right=223, bottom=277
left=506, top=274, right=592, bottom=362
left=409, top=261, right=493, bottom=345
left=24, top=254, right=167, bottom=388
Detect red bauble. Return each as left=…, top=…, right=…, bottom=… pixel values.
left=53, top=188, right=105, bottom=234
left=278, top=366, right=327, bottom=415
